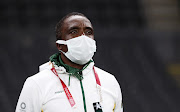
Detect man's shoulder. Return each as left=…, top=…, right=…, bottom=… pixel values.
left=26, top=62, right=56, bottom=87
left=30, top=62, right=53, bottom=79
left=94, top=66, right=116, bottom=82
left=94, top=66, right=121, bottom=94
left=29, top=69, right=53, bottom=81
left=94, top=66, right=113, bottom=76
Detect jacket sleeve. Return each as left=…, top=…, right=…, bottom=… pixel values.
left=113, top=78, right=123, bottom=112
left=15, top=77, right=42, bottom=112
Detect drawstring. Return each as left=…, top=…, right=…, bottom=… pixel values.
left=79, top=71, right=87, bottom=112
left=68, top=71, right=83, bottom=86
left=67, top=61, right=92, bottom=86
left=68, top=75, right=71, bottom=86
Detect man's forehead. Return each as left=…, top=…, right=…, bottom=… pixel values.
left=67, top=15, right=88, bottom=21
left=63, top=15, right=92, bottom=28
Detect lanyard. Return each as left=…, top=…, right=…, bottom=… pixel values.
left=51, top=67, right=76, bottom=107
left=50, top=66, right=102, bottom=108
left=93, top=66, right=102, bottom=102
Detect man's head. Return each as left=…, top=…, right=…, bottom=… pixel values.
left=55, top=12, right=94, bottom=41
left=55, top=12, right=96, bottom=67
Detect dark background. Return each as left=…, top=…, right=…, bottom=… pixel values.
left=0, top=0, right=180, bottom=112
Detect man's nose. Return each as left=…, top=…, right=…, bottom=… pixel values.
left=77, top=31, right=85, bottom=37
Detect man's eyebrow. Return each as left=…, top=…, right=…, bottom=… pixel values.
left=85, top=27, right=93, bottom=31
left=68, top=26, right=80, bottom=31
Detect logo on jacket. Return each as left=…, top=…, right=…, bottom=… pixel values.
left=20, top=102, right=26, bottom=109
left=93, top=102, right=103, bottom=112
left=55, top=91, right=64, bottom=94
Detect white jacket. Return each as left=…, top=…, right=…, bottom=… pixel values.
left=16, top=62, right=123, bottom=112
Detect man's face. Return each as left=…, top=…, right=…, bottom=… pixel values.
left=61, top=15, right=94, bottom=40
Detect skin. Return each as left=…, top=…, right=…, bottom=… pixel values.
left=56, top=15, right=94, bottom=69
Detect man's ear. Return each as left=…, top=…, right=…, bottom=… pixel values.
left=56, top=43, right=62, bottom=50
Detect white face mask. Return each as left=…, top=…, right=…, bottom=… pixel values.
left=56, top=35, right=96, bottom=65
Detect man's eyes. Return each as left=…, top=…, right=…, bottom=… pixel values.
left=69, top=30, right=78, bottom=34
left=85, top=30, right=93, bottom=35
left=84, top=29, right=94, bottom=35
left=69, top=29, right=93, bottom=35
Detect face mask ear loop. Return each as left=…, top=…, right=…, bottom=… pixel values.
left=56, top=40, right=67, bottom=45
left=59, top=50, right=66, bottom=54
left=56, top=40, right=68, bottom=54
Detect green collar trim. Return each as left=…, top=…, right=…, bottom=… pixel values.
left=49, top=53, right=92, bottom=82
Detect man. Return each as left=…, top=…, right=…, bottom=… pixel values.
left=16, top=12, right=123, bottom=112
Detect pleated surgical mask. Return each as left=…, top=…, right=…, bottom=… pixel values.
left=56, top=35, right=96, bottom=65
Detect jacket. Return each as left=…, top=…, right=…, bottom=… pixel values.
left=16, top=61, right=123, bottom=112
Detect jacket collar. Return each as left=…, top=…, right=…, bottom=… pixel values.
left=39, top=61, right=94, bottom=78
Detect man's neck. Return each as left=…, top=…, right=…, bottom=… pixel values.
left=60, top=53, right=84, bottom=70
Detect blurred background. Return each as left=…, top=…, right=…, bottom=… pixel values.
left=0, top=0, right=180, bottom=112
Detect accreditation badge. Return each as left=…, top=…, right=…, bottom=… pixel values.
left=93, top=102, right=103, bottom=112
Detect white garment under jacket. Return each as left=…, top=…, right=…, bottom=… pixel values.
left=16, top=61, right=123, bottom=112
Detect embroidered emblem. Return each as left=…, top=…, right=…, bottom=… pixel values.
left=93, top=102, right=103, bottom=112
